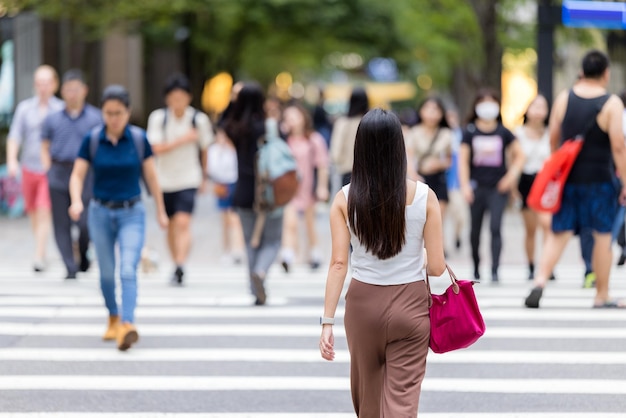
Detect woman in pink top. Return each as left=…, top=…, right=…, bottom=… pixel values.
left=280, top=102, right=330, bottom=271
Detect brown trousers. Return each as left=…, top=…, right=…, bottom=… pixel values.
left=344, top=278, right=430, bottom=418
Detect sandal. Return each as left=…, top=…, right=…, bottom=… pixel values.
left=593, top=300, right=626, bottom=309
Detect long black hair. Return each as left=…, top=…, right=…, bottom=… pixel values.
left=223, top=82, right=266, bottom=142
left=347, top=87, right=369, bottom=117
left=522, top=93, right=550, bottom=126
left=348, top=108, right=407, bottom=260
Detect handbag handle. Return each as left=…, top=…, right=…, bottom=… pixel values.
left=425, top=264, right=460, bottom=296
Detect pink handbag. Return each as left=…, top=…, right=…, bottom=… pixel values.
left=427, top=265, right=485, bottom=354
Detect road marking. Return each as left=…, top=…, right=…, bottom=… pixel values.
left=0, top=322, right=625, bottom=339
left=2, top=376, right=626, bottom=394
left=3, top=348, right=626, bottom=365
left=0, top=414, right=624, bottom=418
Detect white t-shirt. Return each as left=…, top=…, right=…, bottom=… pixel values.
left=342, top=182, right=428, bottom=286
left=147, top=107, right=214, bottom=192
left=208, top=142, right=238, bottom=184
left=515, top=126, right=551, bottom=175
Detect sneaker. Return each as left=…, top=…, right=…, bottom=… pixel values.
left=116, top=322, right=139, bottom=351
left=281, top=261, right=290, bottom=274
left=65, top=271, right=77, bottom=280
left=473, top=268, right=480, bottom=280
left=79, top=257, right=91, bottom=273
left=617, top=254, right=626, bottom=266
left=33, top=262, right=45, bottom=273
left=170, top=267, right=184, bottom=286
left=310, top=260, right=321, bottom=271
left=455, top=238, right=461, bottom=250
left=251, top=273, right=266, bottom=305
left=525, top=286, right=543, bottom=308
left=583, top=272, right=596, bottom=289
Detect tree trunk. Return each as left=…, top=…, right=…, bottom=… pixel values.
left=451, top=0, right=502, bottom=121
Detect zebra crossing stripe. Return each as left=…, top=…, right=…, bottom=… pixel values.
left=0, top=414, right=624, bottom=418
left=1, top=376, right=626, bottom=394
left=2, top=348, right=626, bottom=365
left=0, top=322, right=624, bottom=338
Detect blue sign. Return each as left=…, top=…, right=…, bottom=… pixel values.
left=562, top=1, right=626, bottom=30
left=367, top=58, right=398, bottom=82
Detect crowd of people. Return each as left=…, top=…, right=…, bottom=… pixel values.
left=3, top=49, right=626, bottom=365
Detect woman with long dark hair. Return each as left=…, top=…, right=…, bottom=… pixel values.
left=516, top=94, right=552, bottom=279
left=459, top=88, right=525, bottom=283
left=330, top=87, right=369, bottom=186
left=319, top=108, right=446, bottom=417
left=223, top=82, right=283, bottom=305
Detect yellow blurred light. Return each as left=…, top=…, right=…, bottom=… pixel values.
left=417, top=74, right=433, bottom=91
left=275, top=72, right=293, bottom=90
left=201, top=72, right=233, bottom=114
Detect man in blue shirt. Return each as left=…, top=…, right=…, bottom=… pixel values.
left=41, top=70, right=102, bottom=279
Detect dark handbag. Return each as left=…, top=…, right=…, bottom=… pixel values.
left=426, top=265, right=486, bottom=354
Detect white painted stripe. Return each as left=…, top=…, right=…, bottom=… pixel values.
left=0, top=348, right=350, bottom=363
left=0, top=414, right=624, bottom=418
left=0, top=299, right=619, bottom=317
left=1, top=376, right=626, bottom=394
left=2, top=348, right=624, bottom=365
left=3, top=304, right=626, bottom=322
left=0, top=322, right=624, bottom=339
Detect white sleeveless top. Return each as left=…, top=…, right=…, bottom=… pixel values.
left=342, top=182, right=428, bottom=286
left=515, top=126, right=551, bottom=175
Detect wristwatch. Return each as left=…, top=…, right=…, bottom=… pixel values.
left=320, top=316, right=335, bottom=326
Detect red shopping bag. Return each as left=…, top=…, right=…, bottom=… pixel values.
left=527, top=138, right=583, bottom=213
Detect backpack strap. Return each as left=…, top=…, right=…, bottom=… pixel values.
left=89, top=127, right=101, bottom=161
left=128, top=125, right=146, bottom=161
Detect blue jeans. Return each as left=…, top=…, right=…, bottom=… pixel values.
left=88, top=200, right=145, bottom=323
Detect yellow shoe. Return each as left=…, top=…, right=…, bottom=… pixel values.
left=102, top=315, right=120, bottom=341
left=117, top=322, right=139, bottom=351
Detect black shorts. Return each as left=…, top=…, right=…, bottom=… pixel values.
left=517, top=173, right=536, bottom=209
left=163, top=188, right=197, bottom=218
left=422, top=172, right=448, bottom=202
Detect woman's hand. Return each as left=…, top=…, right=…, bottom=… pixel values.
left=320, top=325, right=335, bottom=361
left=68, top=201, right=84, bottom=222
left=157, top=211, right=169, bottom=229
left=316, top=185, right=329, bottom=202
left=462, top=184, right=474, bottom=204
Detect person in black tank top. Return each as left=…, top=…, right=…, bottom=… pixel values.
left=525, top=50, right=626, bottom=309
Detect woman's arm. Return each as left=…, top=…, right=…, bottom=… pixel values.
left=320, top=191, right=351, bottom=361
left=68, top=158, right=89, bottom=221
left=142, top=157, right=169, bottom=229
left=459, top=143, right=473, bottom=203
left=497, top=139, right=525, bottom=193
left=423, top=188, right=446, bottom=276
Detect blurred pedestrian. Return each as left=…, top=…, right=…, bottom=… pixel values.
left=525, top=50, right=626, bottom=308
left=312, top=87, right=333, bottom=148
left=69, top=85, right=168, bottom=350
left=459, top=88, right=525, bottom=282
left=223, top=82, right=283, bottom=306
left=207, top=129, right=245, bottom=265
left=6, top=65, right=64, bottom=271
left=320, top=108, right=446, bottom=417
left=40, top=69, right=101, bottom=279
left=279, top=102, right=329, bottom=272
left=406, top=97, right=452, bottom=241
left=515, top=94, right=553, bottom=280
left=330, top=87, right=369, bottom=186
left=445, top=107, right=467, bottom=251
left=146, top=73, right=214, bottom=285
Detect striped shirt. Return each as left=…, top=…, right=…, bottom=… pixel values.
left=8, top=96, right=64, bottom=172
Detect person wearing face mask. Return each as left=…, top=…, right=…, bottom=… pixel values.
left=459, top=89, right=525, bottom=283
